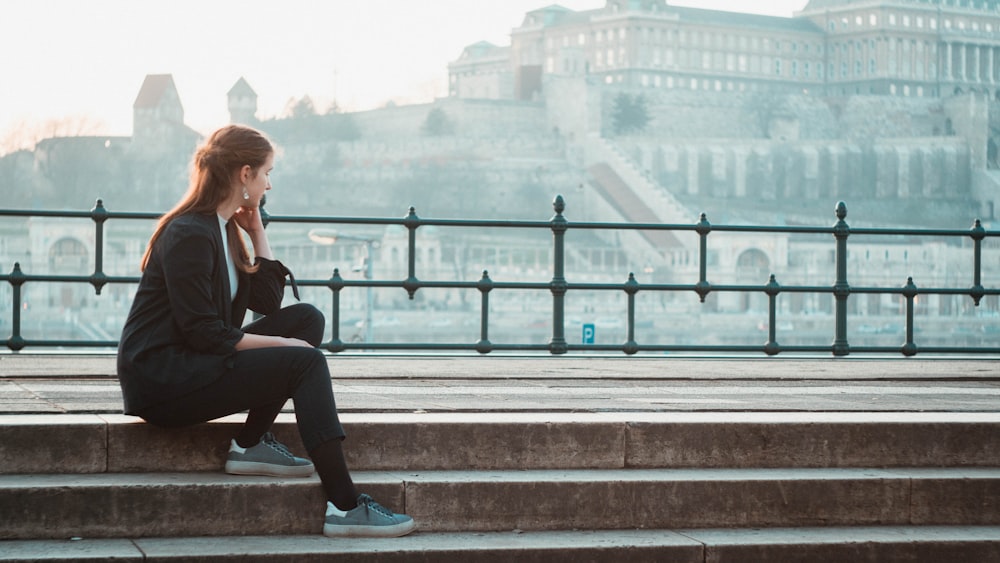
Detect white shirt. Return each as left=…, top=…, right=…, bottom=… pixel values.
left=218, top=214, right=239, bottom=302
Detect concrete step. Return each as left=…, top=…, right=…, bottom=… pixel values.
left=3, top=468, right=999, bottom=540
left=2, top=527, right=999, bottom=563
left=3, top=412, right=1000, bottom=474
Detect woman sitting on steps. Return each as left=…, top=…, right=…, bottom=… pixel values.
left=116, top=124, right=414, bottom=538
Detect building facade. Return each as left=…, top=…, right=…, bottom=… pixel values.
left=449, top=0, right=1000, bottom=102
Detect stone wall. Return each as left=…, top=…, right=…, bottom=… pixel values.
left=350, top=98, right=550, bottom=140
left=616, top=137, right=974, bottom=227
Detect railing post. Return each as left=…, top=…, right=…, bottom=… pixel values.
left=695, top=213, right=711, bottom=303
left=403, top=207, right=420, bottom=300
left=764, top=274, right=780, bottom=356
left=549, top=195, right=568, bottom=355
left=832, top=201, right=851, bottom=357
left=623, top=273, right=639, bottom=355
left=89, top=199, right=108, bottom=295
left=971, top=219, right=986, bottom=306
left=7, top=263, right=25, bottom=351
left=902, top=277, right=918, bottom=357
left=326, top=268, right=345, bottom=353
left=476, top=270, right=493, bottom=354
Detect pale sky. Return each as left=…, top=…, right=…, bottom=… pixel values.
left=1, top=0, right=807, bottom=144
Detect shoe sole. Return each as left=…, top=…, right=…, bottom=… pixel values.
left=224, top=460, right=315, bottom=478
left=323, top=520, right=416, bottom=538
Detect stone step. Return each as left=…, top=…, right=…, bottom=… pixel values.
left=2, top=527, right=999, bottom=563
left=3, top=468, right=999, bottom=540
left=3, top=412, right=1000, bottom=474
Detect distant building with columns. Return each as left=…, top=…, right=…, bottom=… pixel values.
left=449, top=0, right=1000, bottom=101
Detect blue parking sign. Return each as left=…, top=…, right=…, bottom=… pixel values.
left=582, top=323, right=595, bottom=344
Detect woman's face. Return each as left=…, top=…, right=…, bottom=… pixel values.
left=244, top=152, right=274, bottom=206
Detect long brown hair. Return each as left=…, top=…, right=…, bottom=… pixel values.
left=140, top=124, right=273, bottom=273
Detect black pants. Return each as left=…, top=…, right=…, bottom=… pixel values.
left=138, top=303, right=346, bottom=451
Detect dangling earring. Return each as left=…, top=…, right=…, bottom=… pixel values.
left=242, top=185, right=250, bottom=200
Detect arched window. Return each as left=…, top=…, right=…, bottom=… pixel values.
left=49, top=238, right=88, bottom=273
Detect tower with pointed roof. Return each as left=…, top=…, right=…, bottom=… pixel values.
left=130, top=74, right=199, bottom=157
left=228, top=77, right=259, bottom=125
left=132, top=75, right=184, bottom=141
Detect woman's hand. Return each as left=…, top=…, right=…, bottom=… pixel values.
left=235, top=333, right=314, bottom=350
left=232, top=204, right=264, bottom=235
left=231, top=205, right=274, bottom=260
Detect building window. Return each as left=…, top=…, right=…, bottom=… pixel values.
left=791, top=60, right=798, bottom=76
left=841, top=61, right=848, bottom=77
left=917, top=16, right=924, bottom=28
left=829, top=21, right=836, bottom=31
left=855, top=60, right=862, bottom=76
left=870, top=14, right=877, bottom=26
left=889, top=14, right=896, bottom=25
left=804, top=61, right=810, bottom=78
left=870, top=59, right=877, bottom=74
left=776, top=59, right=782, bottom=75
left=903, top=15, right=910, bottom=27
left=855, top=15, right=863, bottom=26
left=579, top=33, right=586, bottom=45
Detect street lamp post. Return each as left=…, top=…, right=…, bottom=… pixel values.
left=308, top=228, right=377, bottom=344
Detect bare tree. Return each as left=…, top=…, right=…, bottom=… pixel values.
left=0, top=116, right=105, bottom=155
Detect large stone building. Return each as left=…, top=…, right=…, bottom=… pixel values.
left=450, top=0, right=1000, bottom=101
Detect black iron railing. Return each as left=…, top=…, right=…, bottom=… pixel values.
left=1, top=196, right=997, bottom=356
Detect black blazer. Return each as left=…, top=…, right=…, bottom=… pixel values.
left=116, top=212, right=296, bottom=415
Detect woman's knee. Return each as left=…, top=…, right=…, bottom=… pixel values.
left=287, top=302, right=325, bottom=346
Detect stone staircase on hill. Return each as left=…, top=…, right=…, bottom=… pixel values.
left=583, top=133, right=695, bottom=228
left=2, top=411, right=999, bottom=561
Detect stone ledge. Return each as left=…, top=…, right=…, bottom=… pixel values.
left=3, top=469, right=999, bottom=538
left=2, top=527, right=998, bottom=563
left=3, top=413, right=1000, bottom=474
